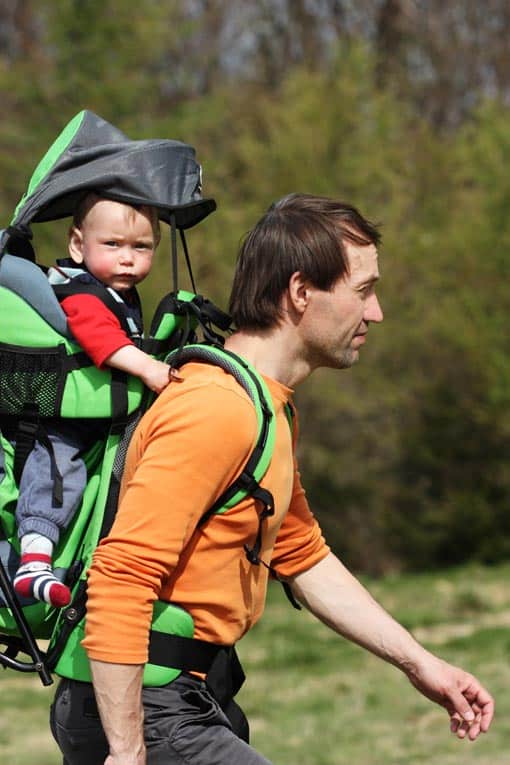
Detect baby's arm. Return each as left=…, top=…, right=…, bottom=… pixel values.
left=60, top=294, right=180, bottom=392
left=105, top=346, right=178, bottom=393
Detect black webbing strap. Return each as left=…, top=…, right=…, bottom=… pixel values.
left=147, top=632, right=245, bottom=702
left=206, top=644, right=246, bottom=706
left=170, top=214, right=178, bottom=294
left=148, top=631, right=223, bottom=673
left=195, top=298, right=232, bottom=332
left=179, top=229, right=197, bottom=295
left=36, top=429, right=64, bottom=508
left=12, top=406, right=64, bottom=508
left=109, top=369, right=129, bottom=434
left=12, top=406, right=39, bottom=485
left=61, top=350, right=94, bottom=373
left=139, top=337, right=168, bottom=356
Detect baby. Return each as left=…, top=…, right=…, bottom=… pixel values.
left=14, top=194, right=174, bottom=608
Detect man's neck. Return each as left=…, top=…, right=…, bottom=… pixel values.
left=224, top=327, right=312, bottom=389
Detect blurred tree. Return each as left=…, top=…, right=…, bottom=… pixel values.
left=2, top=2, right=510, bottom=573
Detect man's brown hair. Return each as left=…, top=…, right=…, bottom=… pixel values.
left=229, top=193, right=381, bottom=330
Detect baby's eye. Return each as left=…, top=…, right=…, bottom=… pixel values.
left=104, top=240, right=119, bottom=247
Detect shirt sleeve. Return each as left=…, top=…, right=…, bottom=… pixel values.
left=61, top=293, right=134, bottom=367
left=270, top=459, right=330, bottom=578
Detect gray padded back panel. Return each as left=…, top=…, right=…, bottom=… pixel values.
left=0, top=253, right=71, bottom=338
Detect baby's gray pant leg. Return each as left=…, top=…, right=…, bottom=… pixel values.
left=16, top=432, right=87, bottom=544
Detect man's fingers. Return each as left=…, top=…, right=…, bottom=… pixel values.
left=447, top=688, right=475, bottom=724
left=477, top=690, right=495, bottom=732
left=448, top=688, right=494, bottom=741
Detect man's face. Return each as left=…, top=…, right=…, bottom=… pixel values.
left=300, top=239, right=383, bottom=370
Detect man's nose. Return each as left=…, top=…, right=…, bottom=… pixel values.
left=365, top=293, right=383, bottom=323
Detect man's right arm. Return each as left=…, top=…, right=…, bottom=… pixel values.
left=89, top=660, right=146, bottom=765
left=289, top=552, right=494, bottom=739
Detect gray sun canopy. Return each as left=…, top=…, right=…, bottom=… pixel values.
left=1, top=109, right=216, bottom=260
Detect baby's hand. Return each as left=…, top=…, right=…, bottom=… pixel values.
left=143, top=360, right=182, bottom=393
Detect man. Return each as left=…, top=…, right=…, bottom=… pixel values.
left=51, top=193, right=494, bottom=765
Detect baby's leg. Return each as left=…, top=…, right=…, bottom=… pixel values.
left=14, top=429, right=87, bottom=607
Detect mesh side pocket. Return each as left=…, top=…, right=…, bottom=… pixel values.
left=0, top=342, right=68, bottom=417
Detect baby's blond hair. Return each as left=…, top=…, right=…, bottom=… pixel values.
left=72, top=192, right=161, bottom=244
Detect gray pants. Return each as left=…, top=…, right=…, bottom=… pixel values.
left=50, top=676, right=273, bottom=765
left=15, top=425, right=88, bottom=544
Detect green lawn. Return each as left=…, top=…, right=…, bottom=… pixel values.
left=2, top=562, right=509, bottom=764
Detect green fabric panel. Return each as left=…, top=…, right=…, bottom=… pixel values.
left=142, top=602, right=194, bottom=687
left=11, top=111, right=85, bottom=223
left=151, top=290, right=196, bottom=342
left=0, top=286, right=74, bottom=347
left=49, top=434, right=123, bottom=679
left=1, top=286, right=144, bottom=418
left=152, top=312, right=184, bottom=342
left=0, top=434, right=17, bottom=538
left=0, top=435, right=109, bottom=638
left=0, top=601, right=56, bottom=639
left=60, top=367, right=144, bottom=418
left=55, top=601, right=194, bottom=686
left=52, top=619, right=90, bottom=681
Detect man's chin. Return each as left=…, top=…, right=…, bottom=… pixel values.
left=341, top=349, right=360, bottom=368
left=326, top=350, right=358, bottom=370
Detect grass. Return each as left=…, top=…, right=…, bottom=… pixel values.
left=2, top=561, right=509, bottom=764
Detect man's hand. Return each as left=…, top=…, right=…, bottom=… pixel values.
left=405, top=654, right=494, bottom=740
left=291, top=553, right=494, bottom=740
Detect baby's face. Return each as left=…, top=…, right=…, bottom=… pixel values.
left=68, top=199, right=157, bottom=292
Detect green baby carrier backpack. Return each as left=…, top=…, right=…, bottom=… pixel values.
left=0, top=110, right=286, bottom=688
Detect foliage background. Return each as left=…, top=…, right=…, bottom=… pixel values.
left=1, top=0, right=510, bottom=575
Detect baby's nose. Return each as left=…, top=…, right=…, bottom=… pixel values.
left=119, top=248, right=134, bottom=263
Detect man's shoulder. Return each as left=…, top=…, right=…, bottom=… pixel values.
left=139, top=361, right=260, bottom=453
left=152, top=361, right=257, bottom=424
left=180, top=360, right=254, bottom=394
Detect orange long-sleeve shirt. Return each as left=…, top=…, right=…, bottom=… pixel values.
left=83, top=362, right=329, bottom=664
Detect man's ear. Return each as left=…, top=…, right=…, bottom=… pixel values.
left=68, top=226, right=84, bottom=264
left=286, top=271, right=310, bottom=316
